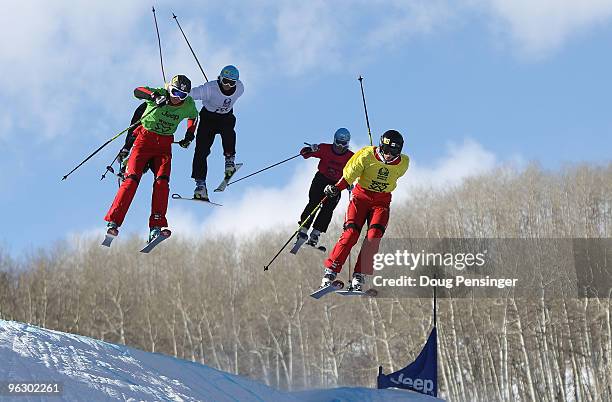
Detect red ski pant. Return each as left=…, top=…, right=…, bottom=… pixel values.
left=104, top=126, right=173, bottom=228
left=324, top=185, right=391, bottom=275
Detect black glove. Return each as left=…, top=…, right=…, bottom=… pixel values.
left=301, top=143, right=319, bottom=155
left=324, top=184, right=340, bottom=198
left=151, top=93, right=167, bottom=106
left=179, top=132, right=194, bottom=148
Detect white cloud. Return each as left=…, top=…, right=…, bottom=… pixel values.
left=273, top=1, right=344, bottom=76
left=168, top=140, right=502, bottom=240
left=365, top=0, right=455, bottom=48
left=478, top=0, right=612, bottom=58
left=0, top=1, right=151, bottom=139
left=393, top=138, right=497, bottom=201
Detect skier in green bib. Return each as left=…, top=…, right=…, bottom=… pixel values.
left=104, top=74, right=199, bottom=245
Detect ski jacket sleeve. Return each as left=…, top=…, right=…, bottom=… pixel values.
left=342, top=146, right=368, bottom=185
left=184, top=118, right=198, bottom=142
left=235, top=80, right=245, bottom=98
left=134, top=86, right=155, bottom=100
left=334, top=177, right=350, bottom=191
left=190, top=84, right=209, bottom=101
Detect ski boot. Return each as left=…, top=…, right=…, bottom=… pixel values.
left=306, top=230, right=320, bottom=247
left=320, top=268, right=337, bottom=288
left=107, top=221, right=119, bottom=237
left=194, top=180, right=209, bottom=201
left=310, top=267, right=344, bottom=299
left=149, top=227, right=162, bottom=243
left=102, top=221, right=119, bottom=247
left=290, top=227, right=308, bottom=254
left=297, top=227, right=308, bottom=242
left=351, top=272, right=366, bottom=292
left=140, top=226, right=172, bottom=253
left=224, top=155, right=236, bottom=178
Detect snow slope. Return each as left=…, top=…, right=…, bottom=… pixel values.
left=0, top=319, right=443, bottom=401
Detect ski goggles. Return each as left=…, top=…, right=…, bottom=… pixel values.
left=380, top=143, right=401, bottom=156
left=220, top=77, right=237, bottom=87
left=334, top=139, right=349, bottom=147
left=170, top=86, right=189, bottom=100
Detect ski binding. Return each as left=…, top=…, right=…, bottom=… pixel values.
left=290, top=232, right=308, bottom=254
left=214, top=163, right=243, bottom=192
left=310, top=280, right=345, bottom=299
left=140, top=229, right=171, bottom=253
left=171, top=193, right=223, bottom=207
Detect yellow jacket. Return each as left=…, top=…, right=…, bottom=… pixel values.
left=342, top=146, right=409, bottom=193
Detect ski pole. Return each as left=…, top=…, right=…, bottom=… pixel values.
left=358, top=76, right=374, bottom=146
left=100, top=153, right=120, bottom=181
left=61, top=105, right=159, bottom=181
left=152, top=6, right=166, bottom=82
left=172, top=13, right=209, bottom=82
left=264, top=196, right=328, bottom=271
left=228, top=153, right=302, bottom=187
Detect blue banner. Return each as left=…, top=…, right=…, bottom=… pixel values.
left=377, top=327, right=438, bottom=397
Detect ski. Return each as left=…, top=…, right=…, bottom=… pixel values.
left=171, top=193, right=223, bottom=207
left=140, top=229, right=171, bottom=253
left=336, top=288, right=378, bottom=297
left=101, top=233, right=116, bottom=247
left=214, top=163, right=243, bottom=192
left=290, top=232, right=308, bottom=254
left=310, top=280, right=345, bottom=299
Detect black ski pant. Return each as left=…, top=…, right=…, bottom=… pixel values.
left=191, top=108, right=236, bottom=181
left=300, top=172, right=341, bottom=233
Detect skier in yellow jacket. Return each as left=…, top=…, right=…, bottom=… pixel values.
left=321, top=130, right=409, bottom=291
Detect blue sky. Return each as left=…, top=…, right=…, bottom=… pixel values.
left=1, top=0, right=612, bottom=255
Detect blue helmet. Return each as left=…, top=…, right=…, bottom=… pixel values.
left=333, top=128, right=350, bottom=151
left=334, top=128, right=350, bottom=144
left=220, top=65, right=239, bottom=81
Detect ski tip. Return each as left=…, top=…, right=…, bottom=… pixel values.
left=171, top=193, right=181, bottom=199
left=101, top=236, right=114, bottom=247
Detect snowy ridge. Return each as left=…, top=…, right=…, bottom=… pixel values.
left=0, top=320, right=442, bottom=401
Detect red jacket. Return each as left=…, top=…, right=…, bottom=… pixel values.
left=301, top=143, right=354, bottom=182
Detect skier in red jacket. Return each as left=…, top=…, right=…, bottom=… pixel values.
left=296, top=128, right=353, bottom=248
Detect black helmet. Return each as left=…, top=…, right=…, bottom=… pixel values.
left=169, top=74, right=191, bottom=93
left=379, top=130, right=403, bottom=156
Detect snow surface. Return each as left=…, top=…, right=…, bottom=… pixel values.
left=0, top=319, right=443, bottom=401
